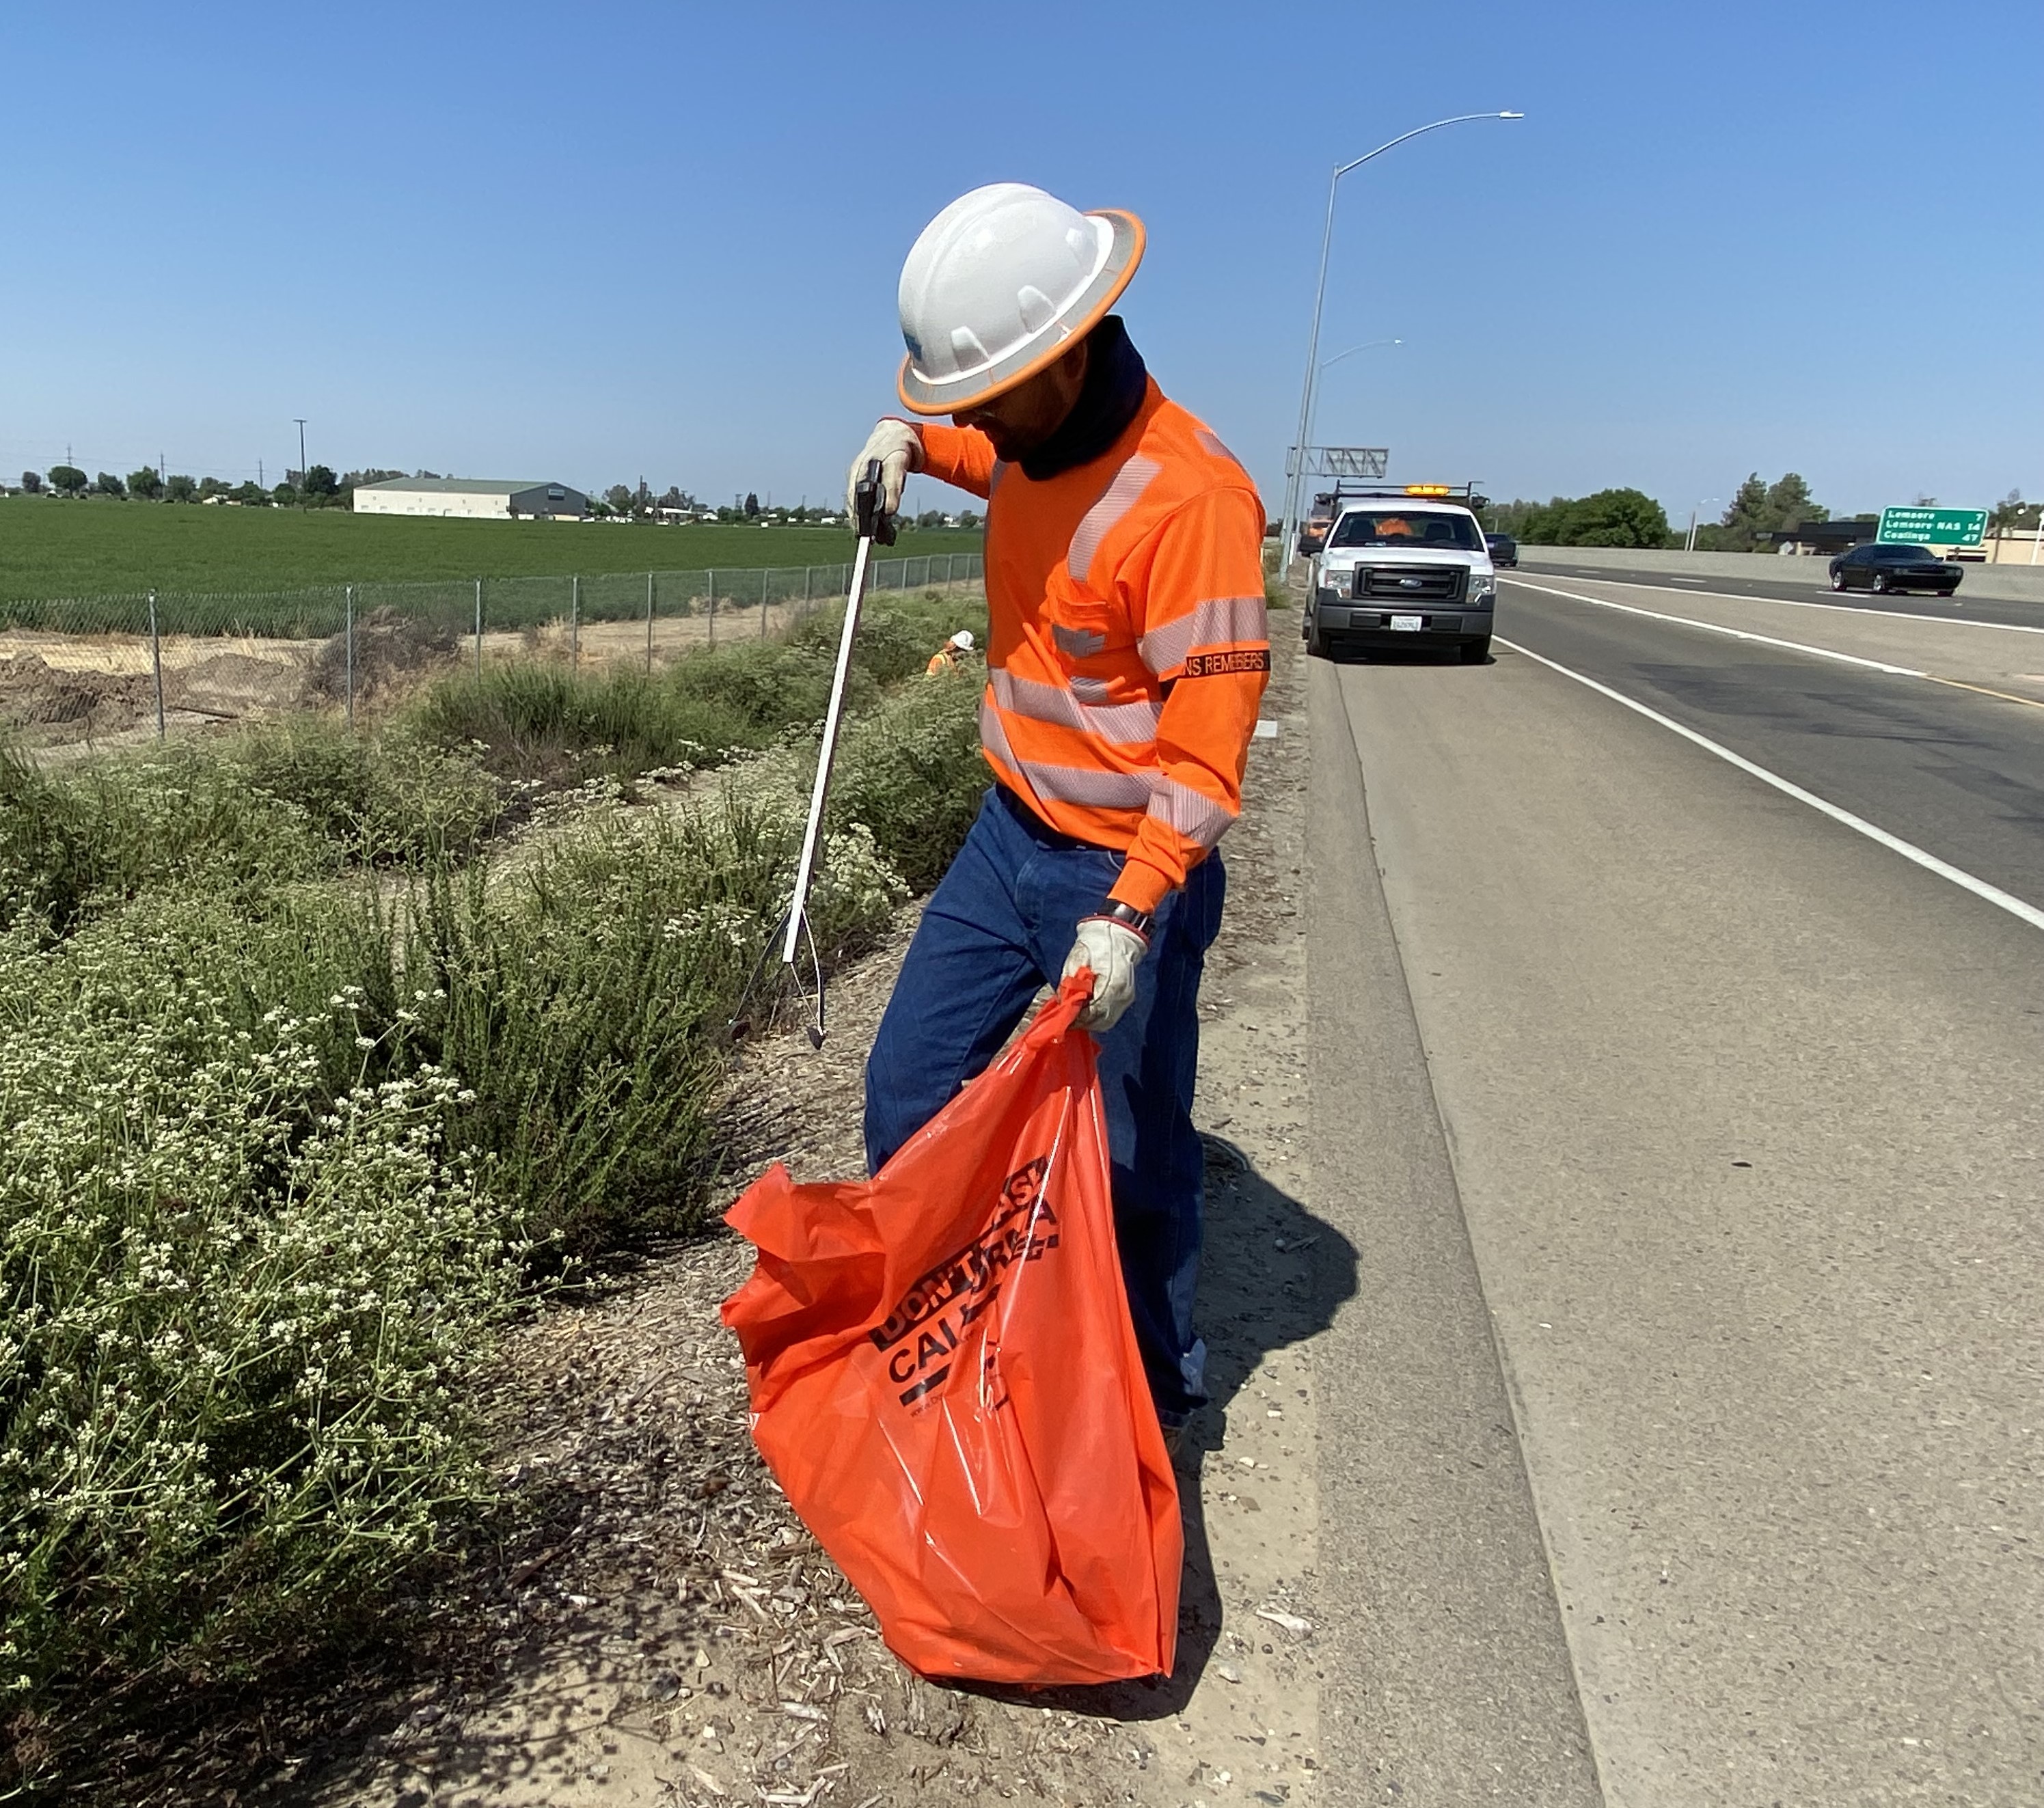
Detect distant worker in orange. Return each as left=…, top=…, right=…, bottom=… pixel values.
left=925, top=628, right=976, bottom=676
left=847, top=182, right=1268, bottom=1444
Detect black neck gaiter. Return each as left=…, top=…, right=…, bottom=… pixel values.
left=1018, top=316, right=1149, bottom=482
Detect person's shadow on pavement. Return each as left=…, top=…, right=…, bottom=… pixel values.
left=972, top=1133, right=1359, bottom=1723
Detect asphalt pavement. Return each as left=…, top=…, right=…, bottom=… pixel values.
left=1518, top=555, right=2044, bottom=632
left=1307, top=579, right=2044, bottom=1805
left=1497, top=578, right=2044, bottom=915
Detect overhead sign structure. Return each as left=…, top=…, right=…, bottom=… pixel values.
left=1877, top=506, right=1987, bottom=547
left=1298, top=446, right=1390, bottom=480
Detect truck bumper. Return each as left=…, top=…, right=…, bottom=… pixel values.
left=1310, top=587, right=1493, bottom=652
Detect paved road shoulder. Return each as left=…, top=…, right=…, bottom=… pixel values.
left=1309, top=655, right=1605, bottom=1805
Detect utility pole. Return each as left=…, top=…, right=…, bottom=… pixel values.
left=294, top=420, right=308, bottom=506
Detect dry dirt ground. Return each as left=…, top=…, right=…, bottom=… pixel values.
left=185, top=616, right=1324, bottom=1808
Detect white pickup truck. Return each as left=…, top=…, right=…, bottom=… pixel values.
left=1305, top=485, right=1496, bottom=664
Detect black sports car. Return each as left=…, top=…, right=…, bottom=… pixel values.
left=1827, top=543, right=1962, bottom=597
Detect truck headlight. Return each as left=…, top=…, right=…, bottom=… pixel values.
left=1468, top=571, right=1497, bottom=606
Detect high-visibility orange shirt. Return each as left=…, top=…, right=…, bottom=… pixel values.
left=912, top=379, right=1268, bottom=917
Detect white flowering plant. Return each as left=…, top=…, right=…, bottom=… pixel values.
left=0, top=894, right=523, bottom=1727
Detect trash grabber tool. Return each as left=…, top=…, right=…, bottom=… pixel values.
left=731, top=458, right=896, bottom=1047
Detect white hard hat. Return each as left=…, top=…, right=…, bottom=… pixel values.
left=949, top=629, right=975, bottom=650
left=897, top=182, right=1145, bottom=417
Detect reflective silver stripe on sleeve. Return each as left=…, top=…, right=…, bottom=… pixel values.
left=1066, top=454, right=1162, bottom=584
left=1138, top=594, right=1268, bottom=674
left=1147, top=777, right=1237, bottom=849
left=990, top=668, right=1162, bottom=746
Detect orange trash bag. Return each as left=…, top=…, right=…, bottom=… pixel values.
left=721, top=978, right=1181, bottom=1685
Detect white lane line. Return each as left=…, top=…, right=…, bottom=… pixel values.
left=1504, top=577, right=1926, bottom=676
left=1498, top=636, right=2044, bottom=935
left=1515, top=572, right=2044, bottom=637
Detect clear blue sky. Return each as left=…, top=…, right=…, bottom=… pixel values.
left=3, top=1, right=2038, bottom=525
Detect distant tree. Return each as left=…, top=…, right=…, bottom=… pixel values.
left=744, top=491, right=761, bottom=517
left=48, top=465, right=87, bottom=496
left=1989, top=489, right=2040, bottom=535
left=414, top=469, right=442, bottom=480
left=1492, top=489, right=1668, bottom=547
left=197, top=476, right=227, bottom=501
left=916, top=509, right=945, bottom=529
left=301, top=464, right=340, bottom=503
left=230, top=480, right=268, bottom=505
left=1764, top=472, right=1824, bottom=528
left=1715, top=471, right=1829, bottom=551
left=1564, top=488, right=1669, bottom=548
left=957, top=510, right=982, bottom=529
left=127, top=466, right=164, bottom=500
left=94, top=471, right=126, bottom=498
left=603, top=483, right=633, bottom=515
left=657, top=484, right=685, bottom=510
left=1715, top=473, right=1771, bottom=551
left=271, top=481, right=299, bottom=506
left=164, top=474, right=197, bottom=503
left=18, top=470, right=41, bottom=494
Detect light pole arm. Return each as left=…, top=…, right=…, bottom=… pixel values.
left=1333, top=111, right=1520, bottom=180
left=1276, top=112, right=1521, bottom=569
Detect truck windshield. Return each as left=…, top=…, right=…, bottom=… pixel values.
left=1329, top=510, right=1482, bottom=551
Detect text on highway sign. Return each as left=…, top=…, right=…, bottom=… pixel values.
left=1877, top=506, right=1986, bottom=547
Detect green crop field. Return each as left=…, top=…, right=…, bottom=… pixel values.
left=0, top=495, right=980, bottom=603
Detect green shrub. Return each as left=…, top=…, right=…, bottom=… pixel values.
left=827, top=667, right=987, bottom=891
left=0, top=592, right=996, bottom=1785
left=390, top=793, right=903, bottom=1257
left=0, top=726, right=499, bottom=938
left=219, top=717, right=500, bottom=862
left=0, top=739, right=331, bottom=936
left=413, top=661, right=757, bottom=779
left=0, top=893, right=522, bottom=1751
left=411, top=591, right=987, bottom=782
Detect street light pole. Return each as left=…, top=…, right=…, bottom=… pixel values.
left=1277, top=111, right=1523, bottom=570
left=1304, top=338, right=1402, bottom=459
left=1685, top=498, right=1719, bottom=554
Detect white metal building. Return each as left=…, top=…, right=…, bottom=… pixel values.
left=353, top=477, right=588, bottom=520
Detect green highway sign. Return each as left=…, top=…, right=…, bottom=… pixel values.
left=1877, top=506, right=1987, bottom=547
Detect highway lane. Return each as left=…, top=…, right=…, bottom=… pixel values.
left=1518, top=555, right=2044, bottom=632
left=1498, top=576, right=2044, bottom=916
left=1307, top=601, right=2044, bottom=1803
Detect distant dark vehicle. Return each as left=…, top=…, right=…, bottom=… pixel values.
left=1298, top=491, right=1337, bottom=556
left=1827, top=543, right=1962, bottom=597
left=1484, top=532, right=1518, bottom=567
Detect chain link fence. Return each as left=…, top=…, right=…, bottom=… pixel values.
left=0, top=553, right=985, bottom=748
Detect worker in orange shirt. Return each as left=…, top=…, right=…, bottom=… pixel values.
left=848, top=183, right=1268, bottom=1444
left=926, top=629, right=976, bottom=675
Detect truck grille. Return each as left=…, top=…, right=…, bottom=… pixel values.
left=1354, top=564, right=1467, bottom=603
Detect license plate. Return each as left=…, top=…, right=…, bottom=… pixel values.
left=1389, top=614, right=1423, bottom=632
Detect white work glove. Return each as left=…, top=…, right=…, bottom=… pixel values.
left=845, top=419, right=921, bottom=525
left=1061, top=914, right=1150, bottom=1034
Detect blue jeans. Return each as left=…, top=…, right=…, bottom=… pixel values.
left=864, top=788, right=1225, bottom=1425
